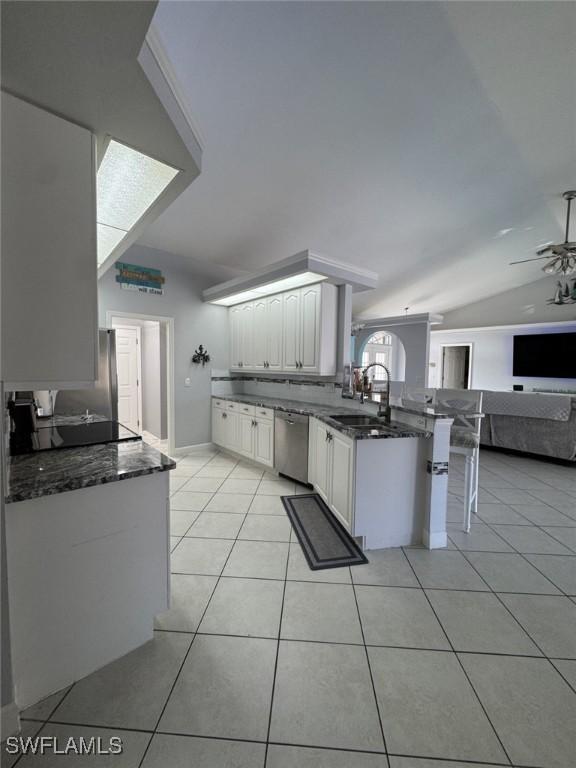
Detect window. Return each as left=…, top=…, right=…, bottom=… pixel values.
left=97, top=140, right=180, bottom=267
left=373, top=351, right=390, bottom=379
left=366, top=332, right=392, bottom=345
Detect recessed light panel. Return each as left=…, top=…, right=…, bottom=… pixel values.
left=209, top=272, right=327, bottom=305
left=96, top=139, right=179, bottom=266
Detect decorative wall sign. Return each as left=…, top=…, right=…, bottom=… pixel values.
left=115, top=262, right=165, bottom=295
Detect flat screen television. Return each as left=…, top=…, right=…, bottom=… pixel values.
left=513, top=332, right=576, bottom=378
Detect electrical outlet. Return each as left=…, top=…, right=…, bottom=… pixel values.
left=185, top=377, right=191, bottom=387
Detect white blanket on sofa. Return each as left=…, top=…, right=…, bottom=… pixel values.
left=482, top=391, right=574, bottom=422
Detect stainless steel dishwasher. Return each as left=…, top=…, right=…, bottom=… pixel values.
left=274, top=411, right=310, bottom=485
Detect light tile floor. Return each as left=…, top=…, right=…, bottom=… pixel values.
left=5, top=447, right=576, bottom=767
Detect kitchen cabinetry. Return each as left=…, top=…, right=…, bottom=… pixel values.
left=229, top=283, right=337, bottom=375
left=212, top=399, right=274, bottom=467
left=1, top=92, right=98, bottom=388
left=308, top=417, right=354, bottom=529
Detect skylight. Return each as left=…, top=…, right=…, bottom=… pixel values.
left=96, top=139, right=180, bottom=266
left=209, top=272, right=328, bottom=306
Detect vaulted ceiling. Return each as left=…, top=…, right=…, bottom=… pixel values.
left=141, top=1, right=576, bottom=317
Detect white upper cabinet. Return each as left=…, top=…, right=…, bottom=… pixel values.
left=230, top=305, right=242, bottom=368
left=240, top=303, right=254, bottom=368
left=266, top=295, right=283, bottom=371
left=252, top=298, right=268, bottom=370
left=281, top=290, right=301, bottom=372
left=229, top=283, right=337, bottom=375
left=1, top=92, right=98, bottom=388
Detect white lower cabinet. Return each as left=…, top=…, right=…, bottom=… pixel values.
left=308, top=417, right=355, bottom=530
left=254, top=417, right=274, bottom=466
left=212, top=401, right=274, bottom=467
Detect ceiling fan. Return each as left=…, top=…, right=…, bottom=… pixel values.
left=510, top=190, right=576, bottom=276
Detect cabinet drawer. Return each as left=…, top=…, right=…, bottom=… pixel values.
left=227, top=401, right=255, bottom=416
left=213, top=399, right=226, bottom=409
left=255, top=406, right=274, bottom=420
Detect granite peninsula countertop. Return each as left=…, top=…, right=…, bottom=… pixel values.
left=213, top=394, right=433, bottom=440
left=6, top=439, right=176, bottom=504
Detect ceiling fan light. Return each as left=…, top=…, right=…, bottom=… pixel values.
left=543, top=261, right=557, bottom=274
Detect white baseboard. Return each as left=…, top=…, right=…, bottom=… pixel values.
left=173, top=442, right=216, bottom=456
left=423, top=530, right=448, bottom=550
left=1, top=701, right=20, bottom=738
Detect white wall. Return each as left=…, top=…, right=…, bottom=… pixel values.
left=99, top=244, right=230, bottom=449
left=430, top=323, right=576, bottom=392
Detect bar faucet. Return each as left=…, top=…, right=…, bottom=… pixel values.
left=361, top=363, right=392, bottom=424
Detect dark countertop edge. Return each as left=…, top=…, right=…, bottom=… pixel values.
left=5, top=461, right=175, bottom=505
left=211, top=394, right=432, bottom=440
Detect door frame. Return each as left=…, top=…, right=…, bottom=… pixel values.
left=440, top=343, right=473, bottom=389
left=113, top=324, right=143, bottom=434
left=106, top=310, right=176, bottom=456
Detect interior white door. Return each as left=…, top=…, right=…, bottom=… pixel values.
left=115, top=326, right=141, bottom=433
left=266, top=295, right=283, bottom=370
left=299, top=285, right=321, bottom=372
left=441, top=346, right=470, bottom=389
left=282, top=290, right=301, bottom=371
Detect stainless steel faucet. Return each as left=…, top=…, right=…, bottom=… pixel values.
left=361, top=363, right=392, bottom=423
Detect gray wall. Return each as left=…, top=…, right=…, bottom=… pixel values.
left=355, top=321, right=430, bottom=387
left=99, top=244, right=230, bottom=448
left=440, top=277, right=576, bottom=329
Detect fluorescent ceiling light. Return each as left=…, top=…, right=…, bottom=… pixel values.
left=209, top=272, right=328, bottom=306
left=96, top=139, right=179, bottom=266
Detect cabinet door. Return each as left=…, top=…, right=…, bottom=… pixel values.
left=312, top=419, right=330, bottom=504
left=230, top=306, right=242, bottom=369
left=1, top=92, right=97, bottom=387
left=282, top=290, right=301, bottom=371
left=330, top=431, right=355, bottom=530
left=299, top=284, right=321, bottom=373
left=212, top=407, right=226, bottom=447
left=254, top=417, right=274, bottom=467
left=238, top=414, right=255, bottom=458
left=266, top=295, right=283, bottom=370
left=252, top=299, right=268, bottom=369
left=240, top=303, right=254, bottom=368
left=224, top=411, right=240, bottom=452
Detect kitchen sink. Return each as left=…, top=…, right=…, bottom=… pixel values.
left=330, top=414, right=390, bottom=429
left=329, top=414, right=388, bottom=427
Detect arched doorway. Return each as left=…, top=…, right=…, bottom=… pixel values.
left=356, top=330, right=406, bottom=394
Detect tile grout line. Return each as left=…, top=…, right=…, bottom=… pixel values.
left=350, top=571, right=391, bottom=767
left=262, top=522, right=291, bottom=768
left=137, top=461, right=248, bottom=768
left=401, top=545, right=515, bottom=767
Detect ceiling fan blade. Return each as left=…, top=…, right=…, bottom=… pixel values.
left=509, top=256, right=551, bottom=265
left=536, top=245, right=553, bottom=256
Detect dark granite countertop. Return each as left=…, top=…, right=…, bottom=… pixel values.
left=6, top=440, right=176, bottom=504
left=212, top=394, right=432, bottom=440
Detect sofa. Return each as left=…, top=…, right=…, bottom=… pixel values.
left=479, top=391, right=576, bottom=461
